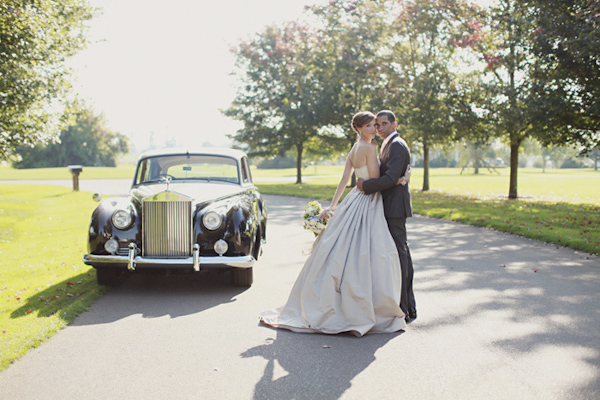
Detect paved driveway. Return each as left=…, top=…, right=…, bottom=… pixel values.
left=0, top=185, right=599, bottom=399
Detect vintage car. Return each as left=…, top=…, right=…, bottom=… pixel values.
left=83, top=147, right=267, bottom=287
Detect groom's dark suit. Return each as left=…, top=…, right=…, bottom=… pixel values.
left=362, top=133, right=415, bottom=315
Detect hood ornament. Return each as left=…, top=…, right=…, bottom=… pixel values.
left=161, top=175, right=172, bottom=191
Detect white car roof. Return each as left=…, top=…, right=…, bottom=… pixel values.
left=138, top=147, right=248, bottom=160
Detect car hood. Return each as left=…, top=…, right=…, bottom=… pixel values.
left=130, top=182, right=246, bottom=206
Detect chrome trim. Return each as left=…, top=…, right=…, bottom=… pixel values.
left=142, top=191, right=193, bottom=258
left=83, top=254, right=255, bottom=269
left=193, top=243, right=200, bottom=272
left=128, top=243, right=137, bottom=271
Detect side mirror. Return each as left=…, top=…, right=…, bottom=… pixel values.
left=92, top=193, right=102, bottom=202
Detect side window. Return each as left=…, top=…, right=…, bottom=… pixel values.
left=135, top=160, right=149, bottom=184
left=241, top=157, right=251, bottom=184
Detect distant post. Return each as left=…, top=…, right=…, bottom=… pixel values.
left=68, top=165, right=83, bottom=191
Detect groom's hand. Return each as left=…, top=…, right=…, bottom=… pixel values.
left=357, top=178, right=364, bottom=191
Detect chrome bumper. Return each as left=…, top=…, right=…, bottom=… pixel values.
left=83, top=243, right=255, bottom=271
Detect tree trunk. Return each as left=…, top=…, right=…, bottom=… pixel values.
left=474, top=159, right=480, bottom=175
left=542, top=155, right=546, bottom=173
left=422, top=143, right=430, bottom=191
left=295, top=145, right=303, bottom=184
left=509, top=142, right=519, bottom=199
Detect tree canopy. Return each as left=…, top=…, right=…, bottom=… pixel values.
left=224, top=0, right=599, bottom=198
left=224, top=20, right=343, bottom=183
left=383, top=0, right=482, bottom=191
left=522, top=0, right=600, bottom=148
left=0, top=0, right=93, bottom=161
left=14, top=108, right=129, bottom=168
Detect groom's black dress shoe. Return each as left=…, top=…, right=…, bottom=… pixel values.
left=408, top=308, right=417, bottom=320
left=404, top=308, right=417, bottom=323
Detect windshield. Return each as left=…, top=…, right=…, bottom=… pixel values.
left=135, top=155, right=240, bottom=185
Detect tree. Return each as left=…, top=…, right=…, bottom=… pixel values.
left=224, top=21, right=340, bottom=184
left=14, top=109, right=129, bottom=168
left=305, top=0, right=390, bottom=185
left=308, top=0, right=386, bottom=140
left=452, top=0, right=551, bottom=198
left=458, top=142, right=499, bottom=174
left=0, top=0, right=94, bottom=161
left=455, top=0, right=600, bottom=198
left=522, top=0, right=600, bottom=146
left=381, top=0, right=481, bottom=191
left=590, top=147, right=600, bottom=171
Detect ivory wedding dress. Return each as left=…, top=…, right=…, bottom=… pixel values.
left=260, top=165, right=406, bottom=337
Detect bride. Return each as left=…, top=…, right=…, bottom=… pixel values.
left=260, top=111, right=409, bottom=337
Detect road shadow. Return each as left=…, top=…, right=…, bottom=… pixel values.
left=69, top=270, right=247, bottom=326
left=407, top=216, right=600, bottom=398
left=242, top=328, right=402, bottom=400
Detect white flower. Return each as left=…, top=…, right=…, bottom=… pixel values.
left=302, top=201, right=330, bottom=237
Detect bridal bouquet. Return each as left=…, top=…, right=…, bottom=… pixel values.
left=303, top=201, right=330, bottom=237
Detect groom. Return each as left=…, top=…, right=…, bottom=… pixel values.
left=357, top=110, right=416, bottom=322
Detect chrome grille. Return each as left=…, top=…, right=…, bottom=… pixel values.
left=142, top=197, right=193, bottom=258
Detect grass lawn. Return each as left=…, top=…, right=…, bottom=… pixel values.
left=0, top=185, right=104, bottom=371
left=260, top=166, right=600, bottom=204
left=4, top=162, right=597, bottom=205
left=0, top=164, right=136, bottom=180
left=256, top=166, right=600, bottom=256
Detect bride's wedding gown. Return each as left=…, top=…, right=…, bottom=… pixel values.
left=260, top=165, right=406, bottom=337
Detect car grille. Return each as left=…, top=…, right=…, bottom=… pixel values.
left=142, top=196, right=193, bottom=258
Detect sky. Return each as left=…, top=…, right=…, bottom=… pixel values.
left=69, top=0, right=329, bottom=152
left=69, top=0, right=494, bottom=153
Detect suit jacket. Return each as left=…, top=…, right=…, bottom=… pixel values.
left=362, top=132, right=413, bottom=219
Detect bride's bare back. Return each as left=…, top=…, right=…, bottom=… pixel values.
left=348, top=140, right=380, bottom=180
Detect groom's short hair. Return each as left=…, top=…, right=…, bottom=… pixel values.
left=377, top=110, right=396, bottom=123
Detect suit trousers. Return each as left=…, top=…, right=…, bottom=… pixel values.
left=386, top=217, right=415, bottom=314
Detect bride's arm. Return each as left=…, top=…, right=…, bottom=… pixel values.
left=321, top=157, right=354, bottom=219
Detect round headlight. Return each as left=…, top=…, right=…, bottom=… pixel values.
left=112, top=209, right=132, bottom=229
left=203, top=211, right=222, bottom=230
left=104, top=238, right=119, bottom=254
left=214, top=239, right=228, bottom=256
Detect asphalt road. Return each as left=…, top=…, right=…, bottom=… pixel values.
left=1, top=184, right=599, bottom=399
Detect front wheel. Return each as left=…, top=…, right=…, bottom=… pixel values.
left=232, top=267, right=253, bottom=287
left=96, top=267, right=122, bottom=286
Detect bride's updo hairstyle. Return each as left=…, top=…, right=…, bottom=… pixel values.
left=351, top=111, right=376, bottom=141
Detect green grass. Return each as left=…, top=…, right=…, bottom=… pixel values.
left=0, top=164, right=136, bottom=180
left=256, top=168, right=600, bottom=255
left=271, top=166, right=600, bottom=205
left=252, top=164, right=343, bottom=178
left=0, top=184, right=105, bottom=371
left=4, top=162, right=596, bottom=205
left=411, top=191, right=599, bottom=255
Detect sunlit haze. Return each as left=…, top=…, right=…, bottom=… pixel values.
left=69, top=0, right=495, bottom=154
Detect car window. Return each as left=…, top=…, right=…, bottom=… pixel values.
left=135, top=155, right=240, bottom=185
left=136, top=159, right=151, bottom=183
